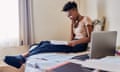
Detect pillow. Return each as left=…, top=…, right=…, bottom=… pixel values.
left=92, top=16, right=106, bottom=32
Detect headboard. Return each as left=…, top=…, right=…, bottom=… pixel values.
left=92, top=16, right=106, bottom=32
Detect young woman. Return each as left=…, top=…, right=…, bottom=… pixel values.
left=4, top=1, right=93, bottom=68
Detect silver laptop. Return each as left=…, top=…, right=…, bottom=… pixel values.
left=89, top=31, right=117, bottom=59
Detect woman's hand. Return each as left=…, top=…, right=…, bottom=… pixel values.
left=67, top=41, right=77, bottom=47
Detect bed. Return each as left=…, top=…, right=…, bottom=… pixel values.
left=25, top=51, right=89, bottom=72
left=25, top=17, right=105, bottom=72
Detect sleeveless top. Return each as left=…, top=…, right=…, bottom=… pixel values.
left=73, top=16, right=92, bottom=39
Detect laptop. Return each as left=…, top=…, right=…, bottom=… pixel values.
left=90, top=31, right=117, bottom=59
left=72, top=31, right=117, bottom=60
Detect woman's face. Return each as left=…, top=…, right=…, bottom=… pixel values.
left=67, top=9, right=78, bottom=20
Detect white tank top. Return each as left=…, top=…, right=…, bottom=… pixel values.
left=73, top=16, right=92, bottom=39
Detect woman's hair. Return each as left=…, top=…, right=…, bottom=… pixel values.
left=62, top=1, right=77, bottom=12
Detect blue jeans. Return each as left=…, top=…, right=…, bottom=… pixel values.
left=28, top=41, right=88, bottom=56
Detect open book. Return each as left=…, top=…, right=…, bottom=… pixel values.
left=50, top=40, right=68, bottom=45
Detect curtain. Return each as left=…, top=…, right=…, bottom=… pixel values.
left=0, top=0, right=19, bottom=48
left=19, top=0, right=34, bottom=46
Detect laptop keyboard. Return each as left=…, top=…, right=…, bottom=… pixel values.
left=71, top=54, right=89, bottom=61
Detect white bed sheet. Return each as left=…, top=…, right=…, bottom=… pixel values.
left=25, top=51, right=89, bottom=72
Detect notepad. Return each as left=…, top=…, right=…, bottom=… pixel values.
left=50, top=40, right=68, bottom=45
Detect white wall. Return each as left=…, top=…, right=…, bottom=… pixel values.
left=77, top=0, right=87, bottom=16
left=32, top=0, right=74, bottom=42
left=105, top=0, right=120, bottom=48
left=32, top=0, right=120, bottom=48
left=97, top=0, right=120, bottom=47
left=86, top=0, right=98, bottom=20
left=79, top=0, right=120, bottom=48
left=78, top=0, right=98, bottom=20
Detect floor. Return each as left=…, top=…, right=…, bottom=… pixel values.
left=0, top=46, right=28, bottom=72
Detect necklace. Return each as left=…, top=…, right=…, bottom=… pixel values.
left=74, top=15, right=83, bottom=28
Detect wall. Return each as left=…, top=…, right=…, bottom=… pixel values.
left=79, top=0, right=120, bottom=48
left=78, top=0, right=98, bottom=20
left=97, top=0, right=120, bottom=47
left=32, top=0, right=120, bottom=47
left=77, top=0, right=87, bottom=16
left=86, top=0, right=98, bottom=20
left=32, top=0, right=76, bottom=42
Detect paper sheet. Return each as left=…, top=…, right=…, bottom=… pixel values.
left=50, top=40, right=68, bottom=45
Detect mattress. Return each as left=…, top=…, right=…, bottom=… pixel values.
left=25, top=51, right=89, bottom=72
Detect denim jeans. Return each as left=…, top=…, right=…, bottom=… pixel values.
left=28, top=41, right=88, bottom=57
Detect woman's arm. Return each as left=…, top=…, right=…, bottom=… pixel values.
left=68, top=24, right=93, bottom=47
left=71, top=24, right=75, bottom=40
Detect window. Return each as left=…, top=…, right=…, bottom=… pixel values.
left=0, top=0, right=19, bottom=47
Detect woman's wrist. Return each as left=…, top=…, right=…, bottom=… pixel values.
left=68, top=40, right=78, bottom=47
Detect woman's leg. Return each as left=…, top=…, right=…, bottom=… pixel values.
left=21, top=51, right=29, bottom=57
left=28, top=44, right=73, bottom=56
left=20, top=40, right=51, bottom=57
left=72, top=43, right=88, bottom=52
left=4, top=44, right=72, bottom=68
left=4, top=42, right=87, bottom=68
left=4, top=41, right=50, bottom=68
left=22, top=43, right=88, bottom=57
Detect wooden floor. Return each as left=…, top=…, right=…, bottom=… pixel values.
left=0, top=46, right=28, bottom=60
left=0, top=46, right=28, bottom=72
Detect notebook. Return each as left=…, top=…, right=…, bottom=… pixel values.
left=50, top=40, right=68, bottom=45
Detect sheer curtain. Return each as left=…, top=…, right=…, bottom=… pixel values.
left=0, top=0, right=19, bottom=47
left=19, top=0, right=34, bottom=46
